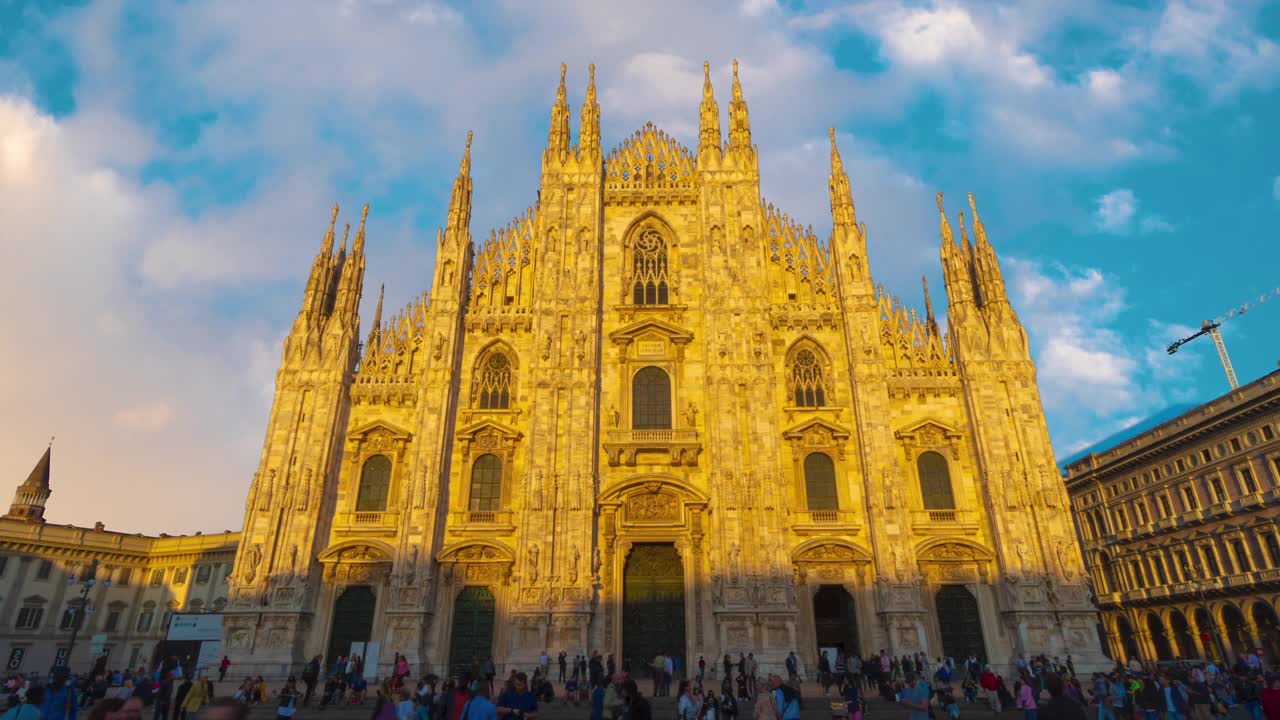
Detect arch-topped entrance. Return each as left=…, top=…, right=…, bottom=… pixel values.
left=622, top=544, right=685, bottom=678
left=813, top=585, right=860, bottom=656
left=448, top=586, right=496, bottom=676
left=327, top=586, right=376, bottom=663
left=936, top=585, right=987, bottom=661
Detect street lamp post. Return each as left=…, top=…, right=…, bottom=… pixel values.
left=1191, top=580, right=1229, bottom=665
left=61, top=558, right=109, bottom=677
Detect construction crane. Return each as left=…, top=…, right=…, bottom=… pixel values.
left=1167, top=286, right=1280, bottom=390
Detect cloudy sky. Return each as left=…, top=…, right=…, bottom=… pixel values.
left=1, top=0, right=1277, bottom=534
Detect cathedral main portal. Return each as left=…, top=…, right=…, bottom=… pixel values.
left=622, top=544, right=685, bottom=677
left=327, top=586, right=376, bottom=664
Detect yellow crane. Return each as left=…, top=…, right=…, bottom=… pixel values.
left=1166, top=286, right=1280, bottom=390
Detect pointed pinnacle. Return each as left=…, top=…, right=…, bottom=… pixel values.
left=557, top=62, right=567, bottom=102
left=340, top=223, right=350, bottom=253
left=587, top=63, right=597, bottom=99
left=461, top=130, right=473, bottom=175
left=732, top=58, right=743, bottom=101
left=829, top=126, right=843, bottom=171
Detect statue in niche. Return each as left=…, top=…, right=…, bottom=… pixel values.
left=573, top=330, right=587, bottom=360
left=887, top=546, right=902, bottom=582
left=1055, top=540, right=1075, bottom=580
left=528, top=545, right=540, bottom=583
left=608, top=406, right=620, bottom=428
left=728, top=544, right=741, bottom=582
left=591, top=547, right=602, bottom=578
left=685, top=402, right=699, bottom=428
left=244, top=544, right=263, bottom=583
left=569, top=545, right=581, bottom=584
left=541, top=332, right=553, bottom=360
left=433, top=332, right=445, bottom=360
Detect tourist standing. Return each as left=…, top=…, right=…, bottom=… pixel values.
left=275, top=678, right=301, bottom=720
left=496, top=672, right=539, bottom=720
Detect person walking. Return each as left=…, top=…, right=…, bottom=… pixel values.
left=218, top=658, right=230, bottom=683
left=1016, top=678, right=1039, bottom=720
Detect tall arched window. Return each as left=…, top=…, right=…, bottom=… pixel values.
left=476, top=351, right=513, bottom=409
left=469, top=454, right=503, bottom=511
left=804, top=453, right=838, bottom=510
left=632, top=367, right=671, bottom=429
left=631, top=229, right=670, bottom=305
left=356, top=454, right=392, bottom=511
left=1098, top=551, right=1118, bottom=593
left=917, top=451, right=955, bottom=510
left=790, top=349, right=828, bottom=407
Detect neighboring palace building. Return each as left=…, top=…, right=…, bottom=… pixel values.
left=0, top=448, right=237, bottom=674
left=220, top=61, right=1105, bottom=679
left=1064, top=369, right=1280, bottom=665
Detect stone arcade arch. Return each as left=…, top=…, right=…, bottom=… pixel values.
left=1146, top=613, right=1173, bottom=661
left=1114, top=616, right=1140, bottom=662
left=597, top=476, right=711, bottom=665
left=1223, top=604, right=1251, bottom=659
left=1252, top=602, right=1280, bottom=663
left=1169, top=611, right=1196, bottom=659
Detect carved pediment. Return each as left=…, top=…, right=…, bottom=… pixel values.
left=437, top=541, right=516, bottom=563
left=916, top=540, right=994, bottom=563
left=317, top=540, right=395, bottom=565
left=894, top=419, right=961, bottom=446
left=782, top=418, right=852, bottom=446
left=348, top=419, right=414, bottom=443
left=608, top=319, right=694, bottom=347
left=455, top=419, right=524, bottom=443
left=792, top=540, right=871, bottom=563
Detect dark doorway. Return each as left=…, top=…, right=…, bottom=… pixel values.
left=449, top=586, right=496, bottom=676
left=813, top=585, right=860, bottom=655
left=1252, top=603, right=1280, bottom=664
left=1223, top=604, right=1251, bottom=660
left=1194, top=608, right=1222, bottom=663
left=1170, top=612, right=1196, bottom=659
left=1147, top=613, right=1173, bottom=661
left=623, top=544, right=685, bottom=678
left=1116, top=616, right=1140, bottom=662
left=936, top=585, right=986, bottom=661
left=328, top=586, right=376, bottom=663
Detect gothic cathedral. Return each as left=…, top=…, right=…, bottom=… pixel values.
left=222, top=62, right=1105, bottom=677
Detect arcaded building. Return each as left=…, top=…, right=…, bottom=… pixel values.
left=0, top=448, right=237, bottom=673
left=220, top=62, right=1105, bottom=678
left=1064, top=370, right=1280, bottom=664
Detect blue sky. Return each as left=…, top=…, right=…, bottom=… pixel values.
left=1, top=0, right=1277, bottom=534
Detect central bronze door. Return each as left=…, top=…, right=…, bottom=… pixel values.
left=622, top=544, right=685, bottom=678
left=327, top=585, right=376, bottom=663
left=449, top=586, right=496, bottom=676
left=936, top=585, right=987, bottom=661
left=813, top=585, right=860, bottom=655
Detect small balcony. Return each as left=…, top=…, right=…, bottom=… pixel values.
left=333, top=511, right=400, bottom=536
left=909, top=509, right=979, bottom=535
left=603, top=428, right=702, bottom=467
left=791, top=509, right=860, bottom=535
left=448, top=510, right=516, bottom=534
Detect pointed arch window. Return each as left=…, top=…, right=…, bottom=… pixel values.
left=476, top=351, right=514, bottom=409
left=469, top=454, right=503, bottom=511
left=356, top=454, right=392, bottom=512
left=917, top=451, right=955, bottom=510
left=804, top=452, right=838, bottom=511
left=790, top=349, right=829, bottom=407
left=632, top=366, right=671, bottom=429
left=631, top=229, right=670, bottom=305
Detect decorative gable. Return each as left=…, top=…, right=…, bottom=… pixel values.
left=455, top=419, right=524, bottom=463
left=609, top=319, right=694, bottom=361
left=895, top=418, right=962, bottom=459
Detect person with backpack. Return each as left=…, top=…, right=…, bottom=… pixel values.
left=275, top=677, right=300, bottom=720
left=768, top=676, right=800, bottom=720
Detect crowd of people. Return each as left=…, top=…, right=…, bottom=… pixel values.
left=17, top=648, right=1280, bottom=720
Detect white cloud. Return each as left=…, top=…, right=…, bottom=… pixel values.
left=112, top=402, right=175, bottom=432
left=1095, top=189, right=1138, bottom=233
left=1140, top=215, right=1174, bottom=233
left=1149, top=0, right=1280, bottom=99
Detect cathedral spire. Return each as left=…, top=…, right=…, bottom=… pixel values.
left=969, top=193, right=1010, bottom=308
left=698, top=60, right=722, bottom=162
left=938, top=192, right=975, bottom=308
left=332, top=205, right=368, bottom=326
left=321, top=203, right=339, bottom=255
left=366, top=283, right=385, bottom=353
left=727, top=59, right=753, bottom=155
left=446, top=132, right=474, bottom=239
left=922, top=275, right=940, bottom=337
left=353, top=203, right=369, bottom=256
left=547, top=63, right=571, bottom=158
left=579, top=63, right=601, bottom=160
left=828, top=127, right=857, bottom=228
